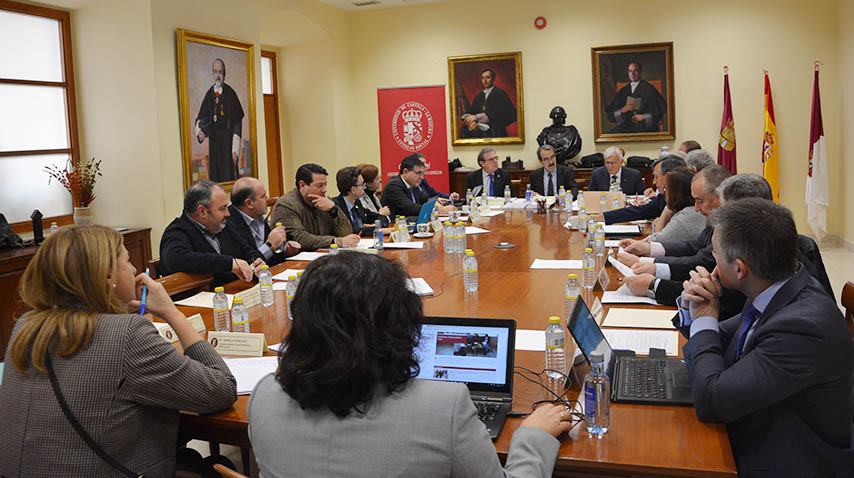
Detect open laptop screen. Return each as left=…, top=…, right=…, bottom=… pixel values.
left=414, top=317, right=515, bottom=395
left=568, top=299, right=614, bottom=376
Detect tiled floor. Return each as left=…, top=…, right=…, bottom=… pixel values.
left=820, top=245, right=854, bottom=312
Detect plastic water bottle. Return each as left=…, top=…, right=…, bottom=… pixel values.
left=465, top=188, right=473, bottom=207
left=578, top=206, right=588, bottom=234
left=286, top=275, right=297, bottom=320
left=443, top=221, right=452, bottom=253
left=599, top=193, right=608, bottom=212
left=558, top=186, right=567, bottom=209
left=329, top=243, right=339, bottom=254
left=295, top=270, right=303, bottom=288
left=273, top=222, right=285, bottom=253
left=231, top=297, right=249, bottom=333
left=463, top=249, right=478, bottom=292
left=259, top=265, right=274, bottom=307
left=49, top=222, right=58, bottom=234
left=593, top=225, right=605, bottom=258
left=564, top=274, right=581, bottom=323
left=584, top=352, right=611, bottom=437
left=525, top=183, right=533, bottom=203
left=456, top=222, right=466, bottom=253
left=658, top=144, right=671, bottom=160
left=504, top=185, right=511, bottom=204
left=213, top=287, right=230, bottom=332
left=396, top=216, right=410, bottom=242
left=373, top=220, right=383, bottom=251
left=545, top=316, right=567, bottom=397
left=577, top=193, right=585, bottom=210
left=587, top=217, right=597, bottom=237
left=611, top=196, right=620, bottom=211
left=583, top=248, right=596, bottom=290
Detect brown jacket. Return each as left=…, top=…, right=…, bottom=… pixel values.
left=271, top=189, right=353, bottom=251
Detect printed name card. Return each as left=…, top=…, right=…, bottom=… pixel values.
left=431, top=219, right=443, bottom=234
left=487, top=197, right=505, bottom=208
left=155, top=313, right=207, bottom=343
left=234, top=285, right=261, bottom=309
left=207, top=331, right=268, bottom=357
left=468, top=209, right=482, bottom=222
left=478, top=203, right=491, bottom=215
left=597, top=265, right=610, bottom=291
left=390, top=230, right=404, bottom=243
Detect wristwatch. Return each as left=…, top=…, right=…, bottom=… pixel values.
left=265, top=241, right=273, bottom=249
left=328, top=206, right=338, bottom=218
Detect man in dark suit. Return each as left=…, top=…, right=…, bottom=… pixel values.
left=460, top=68, right=517, bottom=138
left=677, top=198, right=853, bottom=475
left=464, top=147, right=512, bottom=197
left=529, top=144, right=578, bottom=200
left=601, top=155, right=686, bottom=224
left=160, top=180, right=264, bottom=287
left=226, top=177, right=300, bottom=266
left=381, top=154, right=457, bottom=218
left=332, top=166, right=391, bottom=236
left=587, top=146, right=645, bottom=195
left=412, top=152, right=460, bottom=203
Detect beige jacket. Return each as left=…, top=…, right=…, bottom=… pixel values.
left=271, top=189, right=353, bottom=251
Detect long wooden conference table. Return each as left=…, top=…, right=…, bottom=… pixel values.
left=174, top=209, right=737, bottom=477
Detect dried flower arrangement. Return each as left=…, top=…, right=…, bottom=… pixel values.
left=45, top=157, right=102, bottom=208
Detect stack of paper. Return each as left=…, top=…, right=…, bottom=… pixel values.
left=601, top=284, right=658, bottom=305
left=287, top=252, right=327, bottom=261
left=602, top=329, right=678, bottom=356
left=405, top=278, right=434, bottom=296
left=223, top=356, right=279, bottom=394
left=602, top=225, right=641, bottom=235
left=530, top=259, right=583, bottom=269
left=383, top=241, right=424, bottom=249
left=465, top=226, right=490, bottom=235
left=175, top=291, right=233, bottom=309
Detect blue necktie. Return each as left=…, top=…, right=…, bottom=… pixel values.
left=736, top=304, right=761, bottom=360
left=487, top=174, right=494, bottom=196
left=409, top=187, right=416, bottom=203
left=350, top=206, right=362, bottom=230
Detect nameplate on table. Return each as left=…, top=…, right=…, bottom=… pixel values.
left=390, top=230, right=404, bottom=243
left=468, top=209, right=482, bottom=222
left=478, top=203, right=491, bottom=215
left=431, top=219, right=443, bottom=234
left=207, top=332, right=267, bottom=357
left=597, top=265, right=610, bottom=291
left=234, top=284, right=261, bottom=308
left=591, top=296, right=605, bottom=324
left=154, top=313, right=206, bottom=343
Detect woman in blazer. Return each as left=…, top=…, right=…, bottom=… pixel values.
left=647, top=167, right=706, bottom=243
left=248, top=252, right=572, bottom=478
left=0, top=225, right=237, bottom=478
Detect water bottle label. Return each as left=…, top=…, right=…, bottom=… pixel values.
left=545, top=336, right=565, bottom=349
left=214, top=308, right=228, bottom=313
left=464, top=268, right=478, bottom=273
left=565, top=295, right=578, bottom=300
left=584, top=384, right=596, bottom=420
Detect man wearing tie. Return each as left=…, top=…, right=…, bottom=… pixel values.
left=381, top=154, right=457, bottom=218
left=332, top=166, right=391, bottom=236
left=226, top=177, right=301, bottom=266
left=677, top=198, right=853, bottom=475
left=464, top=148, right=512, bottom=197
left=528, top=144, right=579, bottom=199
left=587, top=146, right=645, bottom=195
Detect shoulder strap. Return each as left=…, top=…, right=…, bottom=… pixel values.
left=44, top=354, right=142, bottom=478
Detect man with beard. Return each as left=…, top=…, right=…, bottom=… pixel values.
left=195, top=58, right=245, bottom=182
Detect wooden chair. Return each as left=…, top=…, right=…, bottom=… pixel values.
left=842, top=281, right=854, bottom=338
left=156, top=272, right=214, bottom=297
left=147, top=258, right=162, bottom=278
left=266, top=196, right=278, bottom=222
left=213, top=463, right=249, bottom=478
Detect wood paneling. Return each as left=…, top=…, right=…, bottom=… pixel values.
left=448, top=166, right=654, bottom=198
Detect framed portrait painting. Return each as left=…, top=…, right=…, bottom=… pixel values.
left=448, top=52, right=524, bottom=145
left=177, top=29, right=257, bottom=190
left=592, top=42, right=675, bottom=143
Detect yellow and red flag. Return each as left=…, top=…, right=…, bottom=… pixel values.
left=761, top=73, right=779, bottom=202
left=717, top=70, right=737, bottom=173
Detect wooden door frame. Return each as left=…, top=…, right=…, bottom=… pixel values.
left=261, top=50, right=284, bottom=197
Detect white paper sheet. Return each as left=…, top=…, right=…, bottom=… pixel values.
left=223, top=356, right=279, bottom=394
left=608, top=255, right=635, bottom=277
left=268, top=342, right=286, bottom=353
left=271, top=269, right=304, bottom=281
left=602, top=225, right=641, bottom=235
left=405, top=278, right=434, bottom=296
left=465, top=226, right=490, bottom=235
left=175, top=291, right=233, bottom=309
left=479, top=210, right=504, bottom=217
left=604, top=240, right=621, bottom=248
left=357, top=238, right=375, bottom=248
left=602, top=329, right=678, bottom=356
left=502, top=198, right=528, bottom=210
left=272, top=282, right=288, bottom=291
left=515, top=329, right=545, bottom=351
left=439, top=216, right=469, bottom=222
left=383, top=241, right=424, bottom=249
left=530, top=259, right=583, bottom=269
left=286, top=252, right=326, bottom=261
left=601, top=284, right=659, bottom=305
left=602, top=308, right=677, bottom=329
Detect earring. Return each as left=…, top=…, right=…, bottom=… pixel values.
left=112, top=283, right=117, bottom=289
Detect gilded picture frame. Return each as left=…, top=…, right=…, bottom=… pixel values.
left=592, top=42, right=675, bottom=143
left=448, top=52, right=524, bottom=145
left=177, top=28, right=257, bottom=191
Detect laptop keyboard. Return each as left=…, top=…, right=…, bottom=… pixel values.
left=621, top=358, right=667, bottom=399
left=474, top=401, right=501, bottom=422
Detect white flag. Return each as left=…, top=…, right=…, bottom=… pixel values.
left=805, top=69, right=828, bottom=241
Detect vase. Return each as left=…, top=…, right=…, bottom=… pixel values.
left=73, top=206, right=93, bottom=225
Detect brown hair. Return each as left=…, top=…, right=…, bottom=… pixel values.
left=356, top=163, right=379, bottom=184
left=665, top=166, right=695, bottom=212
left=10, top=225, right=127, bottom=374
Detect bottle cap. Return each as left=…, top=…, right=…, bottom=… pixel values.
left=456, top=222, right=464, bottom=226
left=331, top=244, right=338, bottom=249
left=51, top=221, right=57, bottom=225
left=260, top=265, right=269, bottom=270
left=568, top=273, right=578, bottom=279
left=548, top=316, right=561, bottom=324
left=215, top=286, right=225, bottom=292
left=444, top=221, right=453, bottom=226
left=233, top=297, right=244, bottom=304
left=296, top=271, right=303, bottom=276
left=275, top=222, right=282, bottom=226
left=590, top=353, right=604, bottom=362
left=288, top=275, right=296, bottom=280
left=585, top=248, right=593, bottom=252
left=465, top=250, right=475, bottom=256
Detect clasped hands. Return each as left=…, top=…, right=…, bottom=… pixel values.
left=680, top=266, right=722, bottom=320
left=232, top=257, right=266, bottom=282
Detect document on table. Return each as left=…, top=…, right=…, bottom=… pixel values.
left=287, top=251, right=326, bottom=261
left=439, top=216, right=469, bottom=222
left=502, top=198, right=528, bottom=210
left=515, top=329, right=545, bottom=351
left=223, top=356, right=279, bottom=394
left=479, top=210, right=504, bottom=217
left=601, top=284, right=658, bottom=305
left=465, top=226, right=490, bottom=235
left=357, top=238, right=375, bottom=248
left=272, top=282, right=288, bottom=291
left=602, top=225, right=641, bottom=235
left=271, top=269, right=304, bottom=281
left=602, top=308, right=677, bottom=329
left=383, top=241, right=424, bottom=249
left=175, top=291, right=233, bottom=309
left=530, top=259, right=583, bottom=269
left=608, top=254, right=635, bottom=277
left=268, top=342, right=286, bottom=353
left=604, top=240, right=621, bottom=248
left=406, top=278, right=434, bottom=296
left=602, top=329, right=678, bottom=356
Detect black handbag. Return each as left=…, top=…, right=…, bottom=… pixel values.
left=0, top=213, right=24, bottom=249
left=580, top=152, right=604, bottom=168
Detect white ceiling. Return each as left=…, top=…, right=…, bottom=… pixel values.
left=315, top=0, right=448, bottom=12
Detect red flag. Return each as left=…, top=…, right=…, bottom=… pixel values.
left=762, top=74, right=779, bottom=202
left=717, top=72, right=737, bottom=173
left=806, top=68, right=828, bottom=240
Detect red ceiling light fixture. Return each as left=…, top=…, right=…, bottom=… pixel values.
left=534, top=16, right=547, bottom=29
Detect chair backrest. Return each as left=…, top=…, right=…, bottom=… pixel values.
left=147, top=258, right=162, bottom=279
left=842, top=281, right=854, bottom=339
left=266, top=196, right=278, bottom=222
left=156, top=272, right=214, bottom=297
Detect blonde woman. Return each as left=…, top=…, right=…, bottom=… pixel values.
left=0, top=225, right=236, bottom=478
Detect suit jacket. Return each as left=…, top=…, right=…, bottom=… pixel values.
left=332, top=195, right=388, bottom=237
left=603, top=193, right=666, bottom=224
left=654, top=224, right=716, bottom=273
left=0, top=315, right=236, bottom=478
left=381, top=175, right=429, bottom=218
left=160, top=213, right=262, bottom=287
left=588, top=166, right=645, bottom=195
left=683, top=266, right=854, bottom=475
left=270, top=189, right=353, bottom=252
left=464, top=167, right=512, bottom=197
left=225, top=205, right=287, bottom=267
left=248, top=375, right=560, bottom=477
left=419, top=177, right=450, bottom=200
left=460, top=86, right=517, bottom=138
left=529, top=165, right=579, bottom=200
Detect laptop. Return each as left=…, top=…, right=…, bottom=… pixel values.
left=567, top=299, right=693, bottom=406
left=415, top=199, right=437, bottom=225
left=415, top=316, right=516, bottom=440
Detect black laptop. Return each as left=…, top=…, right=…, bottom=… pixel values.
left=415, top=316, right=516, bottom=440
left=567, top=299, right=693, bottom=406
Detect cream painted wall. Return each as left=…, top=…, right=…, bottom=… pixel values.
left=346, top=0, right=846, bottom=239
left=841, top=0, right=854, bottom=247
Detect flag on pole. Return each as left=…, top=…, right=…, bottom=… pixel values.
left=717, top=70, right=737, bottom=173
left=762, top=73, right=779, bottom=202
left=806, top=68, right=828, bottom=241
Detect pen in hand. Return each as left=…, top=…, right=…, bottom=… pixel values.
left=138, top=268, right=150, bottom=315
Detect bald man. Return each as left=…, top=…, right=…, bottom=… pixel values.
left=226, top=177, right=300, bottom=266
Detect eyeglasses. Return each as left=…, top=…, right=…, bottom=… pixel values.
left=413, top=170, right=426, bottom=176
left=355, top=183, right=367, bottom=188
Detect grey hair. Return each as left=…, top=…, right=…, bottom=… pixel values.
left=717, top=174, right=772, bottom=204
left=477, top=147, right=497, bottom=164
left=184, top=180, right=223, bottom=214
left=603, top=146, right=623, bottom=162
left=709, top=198, right=797, bottom=282
left=657, top=155, right=687, bottom=175
left=693, top=165, right=733, bottom=195
left=686, top=149, right=715, bottom=172
left=536, top=144, right=555, bottom=161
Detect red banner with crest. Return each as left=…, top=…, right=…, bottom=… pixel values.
left=377, top=85, right=449, bottom=193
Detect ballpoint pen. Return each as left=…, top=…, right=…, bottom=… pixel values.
left=138, top=268, right=150, bottom=315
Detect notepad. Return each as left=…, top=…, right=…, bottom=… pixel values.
left=601, top=308, right=677, bottom=329
left=602, top=329, right=678, bottom=356
left=601, top=284, right=658, bottom=305
left=405, top=278, right=434, bottom=296
left=286, top=252, right=326, bottom=261
left=175, top=291, right=234, bottom=309
left=602, top=225, right=641, bottom=235
left=530, top=259, right=583, bottom=269
left=223, top=356, right=279, bottom=394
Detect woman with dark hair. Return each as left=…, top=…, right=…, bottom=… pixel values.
left=248, top=252, right=571, bottom=477
left=647, top=166, right=706, bottom=243
left=355, top=163, right=389, bottom=216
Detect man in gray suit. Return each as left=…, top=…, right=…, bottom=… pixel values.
left=677, top=198, right=853, bottom=475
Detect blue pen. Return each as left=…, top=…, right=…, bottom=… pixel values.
left=138, top=268, right=150, bottom=315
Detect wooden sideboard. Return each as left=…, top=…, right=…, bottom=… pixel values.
left=0, top=228, right=151, bottom=357
left=448, top=166, right=653, bottom=198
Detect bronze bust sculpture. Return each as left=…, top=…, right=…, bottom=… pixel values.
left=536, top=106, right=582, bottom=165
